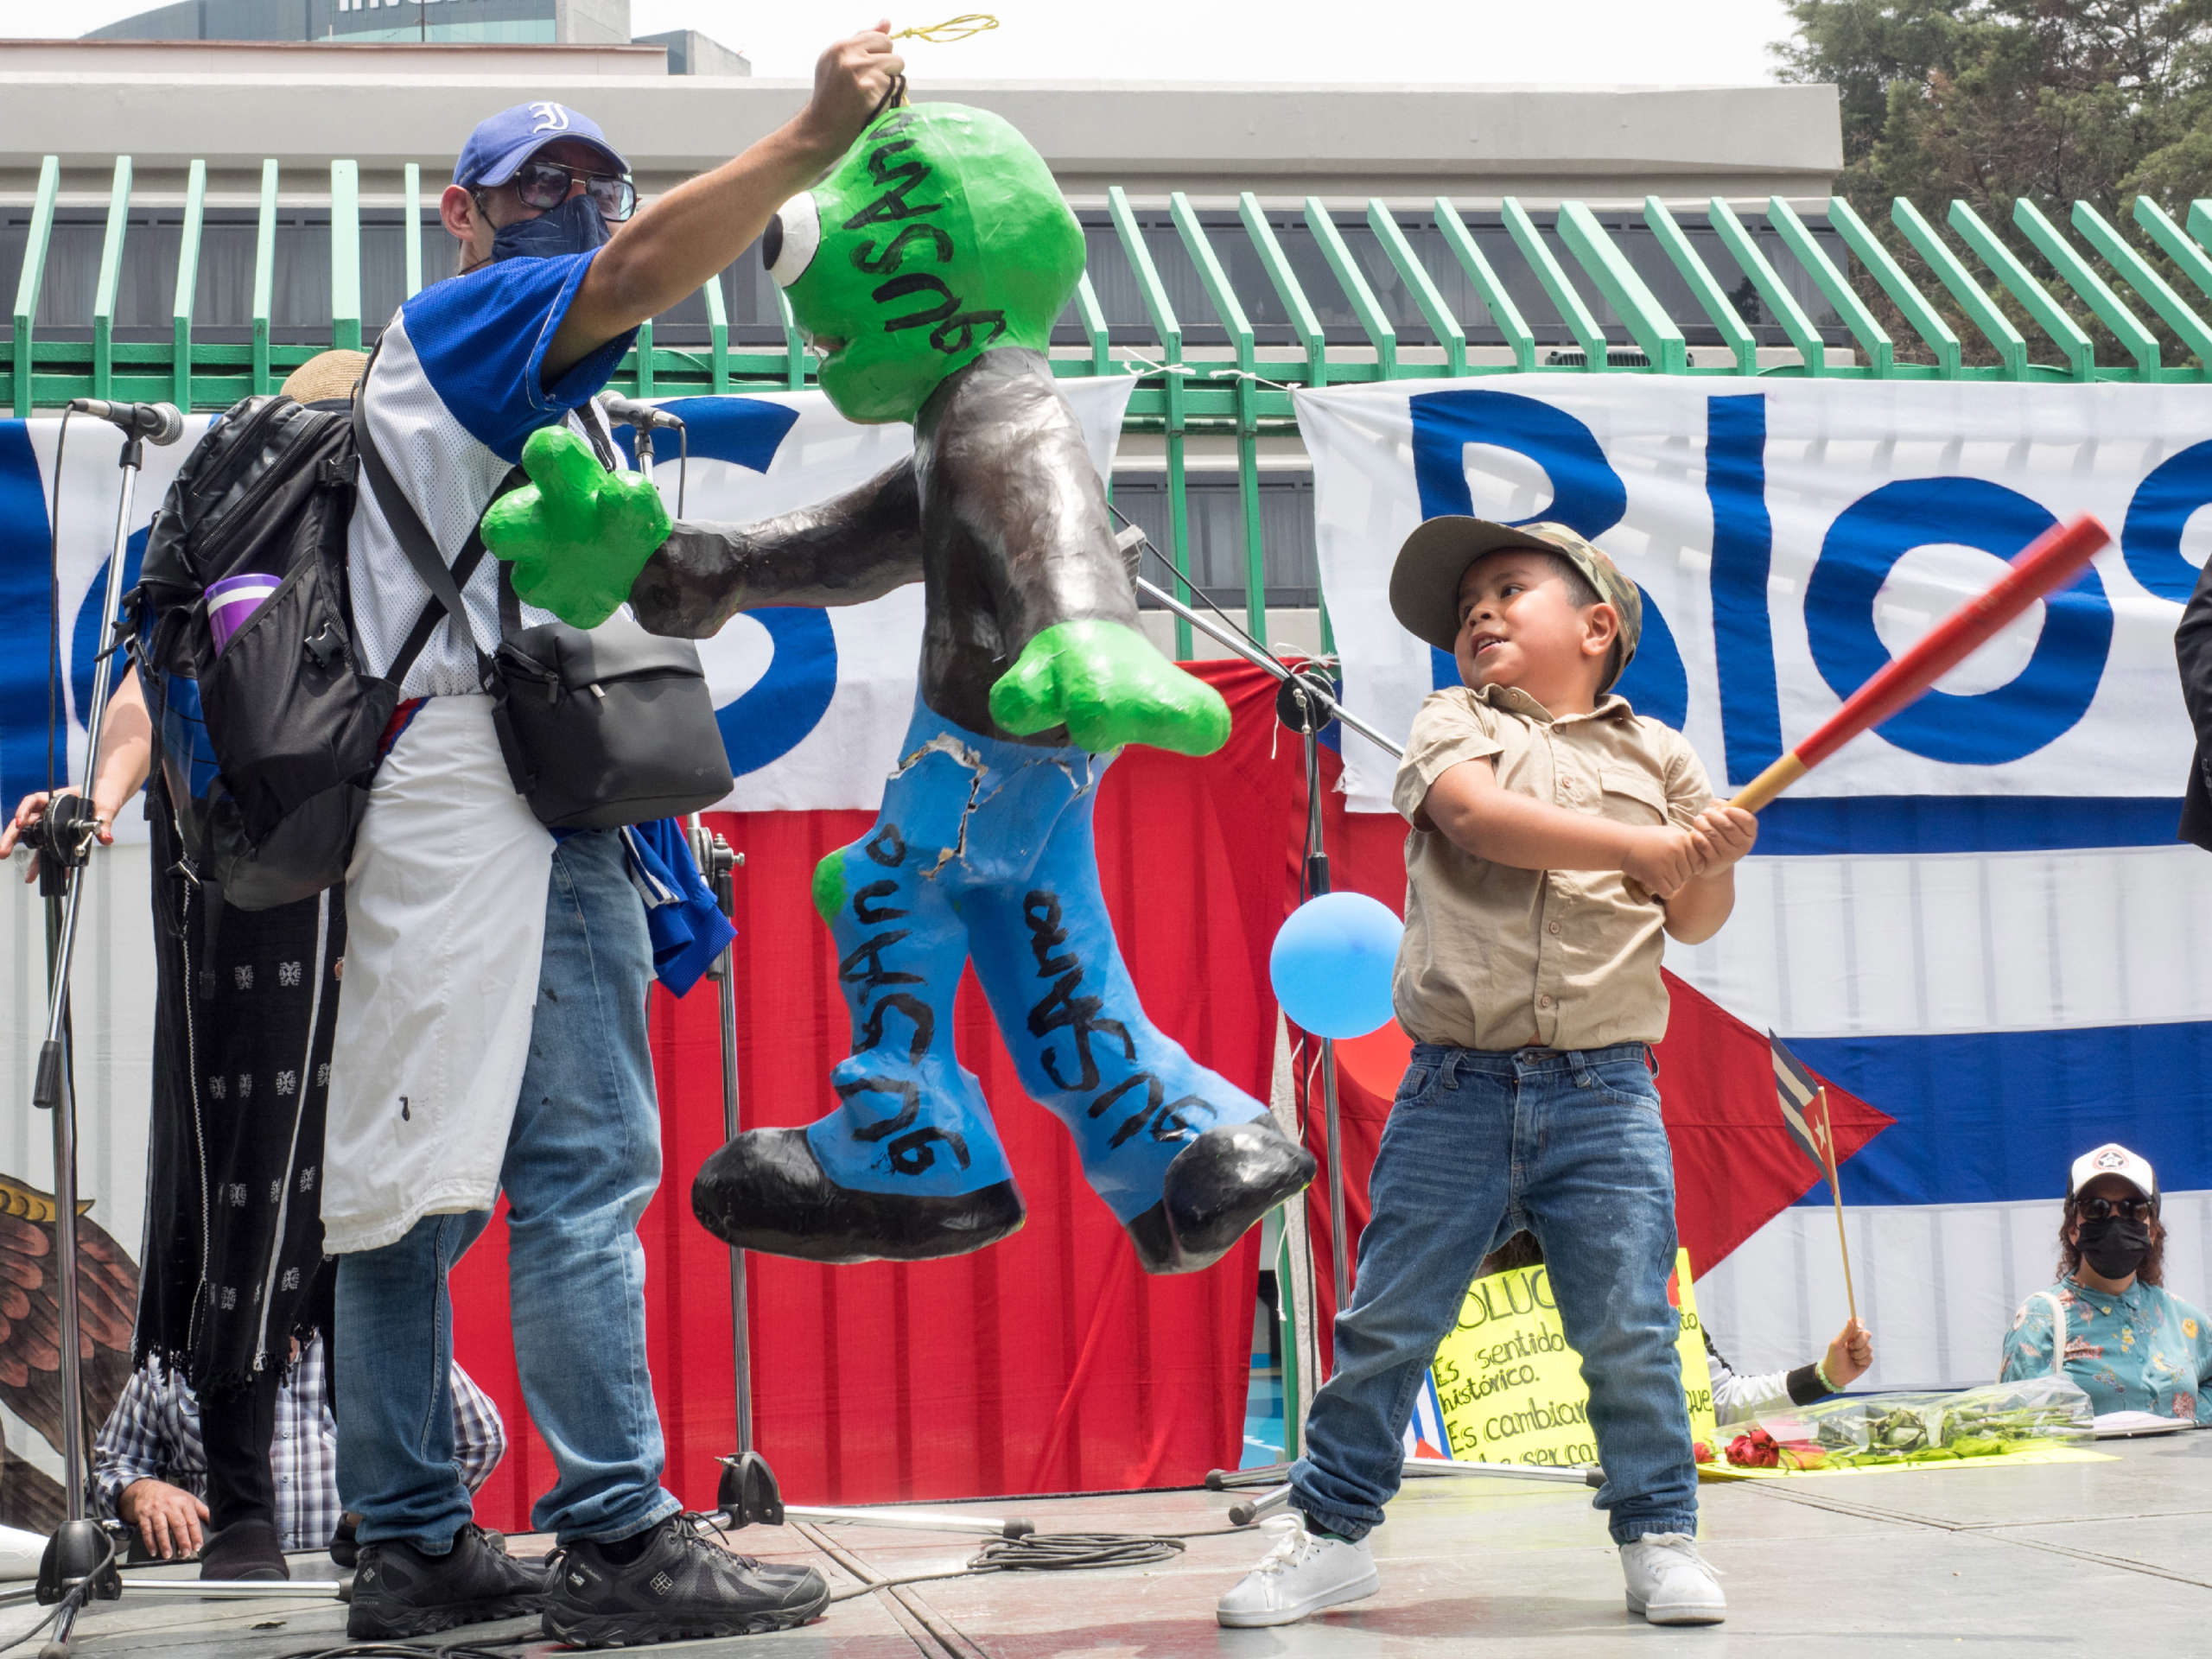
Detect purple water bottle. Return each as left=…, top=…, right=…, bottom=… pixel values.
left=207, top=573, right=281, bottom=654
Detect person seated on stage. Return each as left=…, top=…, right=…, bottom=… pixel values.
left=1217, top=519, right=1758, bottom=1631
left=94, top=1336, right=505, bottom=1571
left=1999, top=1143, right=2211, bottom=1421
left=1482, top=1230, right=1873, bottom=1425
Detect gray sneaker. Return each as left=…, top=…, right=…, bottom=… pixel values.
left=1621, top=1531, right=1726, bottom=1624
left=1216, top=1515, right=1379, bottom=1628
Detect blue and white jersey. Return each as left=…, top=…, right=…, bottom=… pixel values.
left=347, top=249, right=635, bottom=698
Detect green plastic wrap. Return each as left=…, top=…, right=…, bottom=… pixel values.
left=1731, top=1376, right=2093, bottom=1471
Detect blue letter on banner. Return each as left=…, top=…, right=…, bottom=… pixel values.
left=0, top=423, right=56, bottom=810
left=1408, top=390, right=1685, bottom=728
left=1807, top=478, right=2111, bottom=766
left=1705, top=395, right=1782, bottom=785
left=2122, top=439, right=2212, bottom=603
left=641, top=397, right=836, bottom=779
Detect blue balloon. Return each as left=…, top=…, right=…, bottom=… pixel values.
left=1269, top=892, right=1404, bottom=1039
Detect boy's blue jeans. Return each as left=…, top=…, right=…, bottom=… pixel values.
left=336, top=830, right=683, bottom=1551
left=1291, top=1041, right=1698, bottom=1546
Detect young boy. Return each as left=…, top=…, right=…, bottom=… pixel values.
left=1217, top=518, right=1756, bottom=1629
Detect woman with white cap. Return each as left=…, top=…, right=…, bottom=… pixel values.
left=1999, top=1143, right=2212, bottom=1421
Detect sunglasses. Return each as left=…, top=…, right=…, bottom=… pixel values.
left=2076, top=1195, right=2156, bottom=1223
left=499, top=158, right=637, bottom=223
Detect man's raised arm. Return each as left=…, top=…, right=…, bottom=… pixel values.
left=543, top=23, right=902, bottom=380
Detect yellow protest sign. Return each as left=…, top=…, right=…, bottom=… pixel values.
left=1425, top=1249, right=1716, bottom=1468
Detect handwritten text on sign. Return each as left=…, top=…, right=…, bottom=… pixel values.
left=1428, top=1249, right=1717, bottom=1466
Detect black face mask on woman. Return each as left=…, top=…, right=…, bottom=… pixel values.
left=490, top=192, right=609, bottom=264
left=2077, top=1216, right=2152, bottom=1280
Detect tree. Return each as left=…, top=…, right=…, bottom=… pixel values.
left=1771, top=0, right=2212, bottom=366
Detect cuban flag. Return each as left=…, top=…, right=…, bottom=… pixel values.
left=1402, top=1372, right=1452, bottom=1462
left=1770, top=1034, right=1834, bottom=1178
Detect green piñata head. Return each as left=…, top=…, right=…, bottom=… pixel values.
left=762, top=103, right=1085, bottom=425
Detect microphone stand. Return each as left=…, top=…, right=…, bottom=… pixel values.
left=679, top=690, right=1038, bottom=1546
left=1114, top=520, right=1404, bottom=1376
left=686, top=817, right=753, bottom=1460
left=1, top=424, right=343, bottom=1655
left=17, top=417, right=144, bottom=1630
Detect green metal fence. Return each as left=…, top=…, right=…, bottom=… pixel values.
left=13, top=156, right=2212, bottom=654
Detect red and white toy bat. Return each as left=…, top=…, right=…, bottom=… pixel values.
left=1731, top=514, right=2112, bottom=812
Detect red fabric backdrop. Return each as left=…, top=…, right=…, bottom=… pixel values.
left=452, top=662, right=1301, bottom=1527
left=448, top=661, right=1891, bottom=1527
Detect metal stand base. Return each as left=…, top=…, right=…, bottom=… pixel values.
left=0, top=1570, right=348, bottom=1611
left=1224, top=1459, right=1605, bottom=1526
left=715, top=1451, right=1035, bottom=1541
left=32, top=1522, right=117, bottom=1609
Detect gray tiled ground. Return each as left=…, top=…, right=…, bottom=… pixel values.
left=11, top=1433, right=2207, bottom=1657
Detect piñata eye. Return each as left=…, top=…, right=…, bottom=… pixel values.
left=764, top=194, right=821, bottom=288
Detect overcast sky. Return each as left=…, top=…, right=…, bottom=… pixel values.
left=0, top=0, right=1802, bottom=86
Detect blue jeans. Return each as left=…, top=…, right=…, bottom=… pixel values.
left=335, top=830, right=683, bottom=1551
left=1291, top=1042, right=1697, bottom=1546
left=806, top=697, right=1268, bottom=1220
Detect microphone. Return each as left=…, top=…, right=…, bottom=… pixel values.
left=67, top=398, right=185, bottom=446
left=598, top=393, right=685, bottom=432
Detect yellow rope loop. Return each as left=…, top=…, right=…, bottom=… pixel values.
left=893, top=13, right=1001, bottom=42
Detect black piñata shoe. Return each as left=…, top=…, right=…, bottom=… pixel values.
left=1123, top=1118, right=1318, bottom=1274
left=691, top=1125, right=1027, bottom=1264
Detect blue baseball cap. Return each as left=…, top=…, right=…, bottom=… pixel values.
left=454, top=101, right=628, bottom=190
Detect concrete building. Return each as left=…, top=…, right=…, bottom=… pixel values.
left=0, top=35, right=1846, bottom=625
left=92, top=0, right=664, bottom=49
left=0, top=37, right=1837, bottom=202
left=85, top=0, right=747, bottom=71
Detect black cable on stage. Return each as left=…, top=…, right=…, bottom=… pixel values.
left=822, top=1521, right=1255, bottom=1604
left=971, top=1530, right=1186, bottom=1572
left=275, top=1645, right=529, bottom=1659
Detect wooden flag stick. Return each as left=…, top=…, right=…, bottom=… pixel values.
left=1815, top=1085, right=1859, bottom=1326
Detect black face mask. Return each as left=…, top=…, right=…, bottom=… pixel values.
left=2076, top=1216, right=2152, bottom=1281
left=490, top=192, right=609, bottom=264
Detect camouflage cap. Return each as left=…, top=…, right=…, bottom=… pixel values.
left=1388, top=516, right=1643, bottom=691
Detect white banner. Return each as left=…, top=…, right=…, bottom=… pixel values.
left=1296, top=374, right=2212, bottom=1389
left=0, top=376, right=1135, bottom=824
left=1294, top=376, right=2201, bottom=813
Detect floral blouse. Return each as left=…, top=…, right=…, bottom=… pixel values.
left=2000, top=1274, right=2212, bottom=1421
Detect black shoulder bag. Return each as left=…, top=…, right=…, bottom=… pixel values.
left=352, top=391, right=734, bottom=830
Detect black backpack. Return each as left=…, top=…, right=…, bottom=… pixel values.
left=135, top=393, right=420, bottom=911
left=136, top=386, right=729, bottom=911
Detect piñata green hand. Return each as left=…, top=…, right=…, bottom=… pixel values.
left=988, top=620, right=1230, bottom=756
left=480, top=424, right=671, bottom=629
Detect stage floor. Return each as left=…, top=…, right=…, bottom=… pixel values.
left=26, top=1430, right=2211, bottom=1657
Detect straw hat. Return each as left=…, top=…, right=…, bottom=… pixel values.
left=280, top=348, right=369, bottom=405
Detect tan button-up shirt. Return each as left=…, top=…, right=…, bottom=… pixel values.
left=1389, top=684, right=1713, bottom=1052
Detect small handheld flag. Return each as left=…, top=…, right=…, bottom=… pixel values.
left=1770, top=1036, right=1833, bottom=1175
left=1770, top=1033, right=1858, bottom=1325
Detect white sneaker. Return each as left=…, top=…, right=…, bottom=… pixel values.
left=1215, top=1515, right=1379, bottom=1628
left=1620, top=1532, right=1726, bottom=1624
